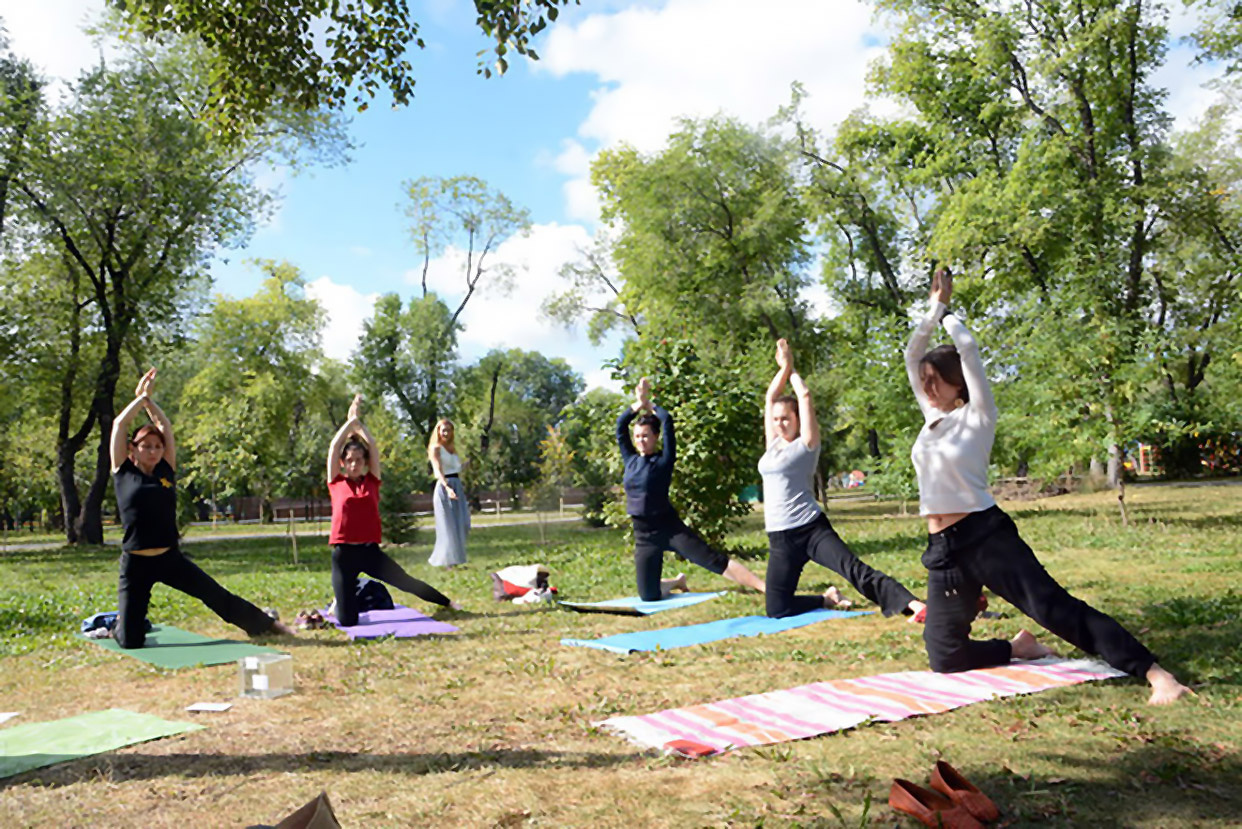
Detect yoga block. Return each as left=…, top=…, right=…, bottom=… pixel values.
left=238, top=653, right=294, bottom=699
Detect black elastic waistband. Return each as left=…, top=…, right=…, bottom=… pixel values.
left=444, top=473, right=459, bottom=479
left=927, top=505, right=1005, bottom=546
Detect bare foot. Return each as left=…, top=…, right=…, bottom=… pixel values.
left=1010, top=629, right=1055, bottom=660
left=1147, top=664, right=1193, bottom=705
left=270, top=620, right=298, bottom=637
left=673, top=572, right=689, bottom=592
left=907, top=600, right=927, bottom=624
left=822, top=586, right=852, bottom=610
left=449, top=600, right=464, bottom=611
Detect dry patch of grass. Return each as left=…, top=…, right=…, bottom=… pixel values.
left=1, top=485, right=1239, bottom=826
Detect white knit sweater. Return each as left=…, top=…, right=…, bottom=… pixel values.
left=905, top=301, right=999, bottom=516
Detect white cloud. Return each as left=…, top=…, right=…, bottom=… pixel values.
left=401, top=222, right=629, bottom=381
left=3, top=1, right=110, bottom=84
left=536, top=0, right=887, bottom=229
left=540, top=0, right=885, bottom=152
left=305, top=276, right=379, bottom=363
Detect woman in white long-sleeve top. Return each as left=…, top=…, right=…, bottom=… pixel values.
left=906, top=269, right=1190, bottom=704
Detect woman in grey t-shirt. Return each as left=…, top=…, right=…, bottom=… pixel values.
left=758, top=340, right=925, bottom=619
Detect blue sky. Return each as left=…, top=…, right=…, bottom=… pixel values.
left=4, top=0, right=1228, bottom=390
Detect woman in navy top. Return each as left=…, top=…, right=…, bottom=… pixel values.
left=617, top=377, right=765, bottom=600
left=109, top=368, right=294, bottom=648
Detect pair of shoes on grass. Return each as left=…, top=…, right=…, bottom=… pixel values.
left=890, top=761, right=1000, bottom=828
left=294, top=609, right=327, bottom=630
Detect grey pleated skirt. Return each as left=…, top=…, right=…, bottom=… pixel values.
left=429, top=477, right=470, bottom=567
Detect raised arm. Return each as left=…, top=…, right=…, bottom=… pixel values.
left=942, top=314, right=997, bottom=422
left=353, top=419, right=382, bottom=480
left=906, top=270, right=950, bottom=419
left=615, top=406, right=638, bottom=459
left=111, top=396, right=149, bottom=473
left=652, top=404, right=675, bottom=465
left=111, top=368, right=162, bottom=473
left=765, top=339, right=795, bottom=444
left=142, top=397, right=177, bottom=470
left=617, top=376, right=652, bottom=459
left=327, top=415, right=360, bottom=483
left=788, top=373, right=820, bottom=451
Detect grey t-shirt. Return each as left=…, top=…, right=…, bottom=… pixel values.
left=757, top=437, right=823, bottom=532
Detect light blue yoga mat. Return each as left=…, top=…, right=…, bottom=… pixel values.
left=560, top=608, right=873, bottom=653
left=558, top=591, right=725, bottom=616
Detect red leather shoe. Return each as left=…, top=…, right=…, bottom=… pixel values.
left=929, top=761, right=1001, bottom=822
left=889, top=778, right=985, bottom=828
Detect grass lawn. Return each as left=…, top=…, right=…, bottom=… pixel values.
left=1, top=485, right=1239, bottom=827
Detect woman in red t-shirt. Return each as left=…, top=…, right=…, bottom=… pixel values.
left=327, top=395, right=460, bottom=626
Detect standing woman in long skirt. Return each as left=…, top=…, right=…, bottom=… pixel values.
left=111, top=368, right=295, bottom=647
left=428, top=418, right=469, bottom=568
left=760, top=341, right=926, bottom=619
left=906, top=269, right=1190, bottom=704
left=327, top=395, right=460, bottom=624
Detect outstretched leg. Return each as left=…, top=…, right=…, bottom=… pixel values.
left=159, top=547, right=279, bottom=637
left=805, top=515, right=919, bottom=616
left=360, top=545, right=454, bottom=608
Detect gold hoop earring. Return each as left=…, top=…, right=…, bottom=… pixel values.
left=954, top=398, right=965, bottom=409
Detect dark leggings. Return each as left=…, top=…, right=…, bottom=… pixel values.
left=116, top=547, right=274, bottom=649
left=922, top=505, right=1156, bottom=676
left=332, top=543, right=451, bottom=626
left=632, top=513, right=730, bottom=601
left=766, top=512, right=917, bottom=618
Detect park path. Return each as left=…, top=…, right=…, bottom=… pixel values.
left=0, top=515, right=582, bottom=553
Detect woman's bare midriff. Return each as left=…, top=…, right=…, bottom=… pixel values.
left=129, top=547, right=171, bottom=557
left=926, top=512, right=970, bottom=534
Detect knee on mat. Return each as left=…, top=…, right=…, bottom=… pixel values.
left=115, top=633, right=145, bottom=650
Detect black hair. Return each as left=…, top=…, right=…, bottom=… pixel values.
left=340, top=437, right=370, bottom=461
left=919, top=345, right=969, bottom=403
left=634, top=413, right=660, bottom=434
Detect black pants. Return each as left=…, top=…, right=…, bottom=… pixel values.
left=922, top=505, right=1156, bottom=676
left=116, top=546, right=274, bottom=649
left=632, top=513, right=730, bottom=601
left=766, top=513, right=917, bottom=618
left=332, top=543, right=451, bottom=626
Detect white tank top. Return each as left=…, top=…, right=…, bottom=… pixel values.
left=438, top=449, right=462, bottom=475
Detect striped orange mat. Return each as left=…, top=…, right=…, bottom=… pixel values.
left=598, top=658, right=1125, bottom=755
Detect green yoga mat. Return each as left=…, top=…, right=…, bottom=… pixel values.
left=0, top=708, right=203, bottom=779
left=82, top=624, right=281, bottom=669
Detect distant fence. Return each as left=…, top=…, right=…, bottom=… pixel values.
left=222, top=486, right=590, bottom=523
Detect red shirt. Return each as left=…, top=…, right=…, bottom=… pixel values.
left=328, top=473, right=382, bottom=544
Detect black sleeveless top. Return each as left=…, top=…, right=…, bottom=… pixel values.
left=113, top=459, right=179, bottom=551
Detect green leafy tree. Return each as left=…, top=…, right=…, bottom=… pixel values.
left=110, top=0, right=580, bottom=133
left=617, top=338, right=763, bottom=546
left=180, top=261, right=337, bottom=522
left=354, top=292, right=459, bottom=439
left=593, top=115, right=815, bottom=347
left=453, top=348, right=583, bottom=502
left=557, top=387, right=626, bottom=526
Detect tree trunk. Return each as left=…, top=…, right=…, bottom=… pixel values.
left=867, top=428, right=880, bottom=460
left=56, top=444, right=83, bottom=545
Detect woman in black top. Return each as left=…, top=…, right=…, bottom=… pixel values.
left=109, top=368, right=294, bottom=648
left=617, top=377, right=765, bottom=601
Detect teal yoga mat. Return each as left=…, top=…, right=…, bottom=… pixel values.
left=561, top=608, right=873, bottom=653
left=558, top=592, right=725, bottom=616
left=81, top=624, right=281, bottom=668
left=0, top=708, right=203, bottom=779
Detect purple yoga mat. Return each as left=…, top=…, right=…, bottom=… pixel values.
left=327, top=605, right=460, bottom=640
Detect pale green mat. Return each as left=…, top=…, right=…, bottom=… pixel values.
left=82, top=624, right=280, bottom=668
left=0, top=708, right=203, bottom=778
